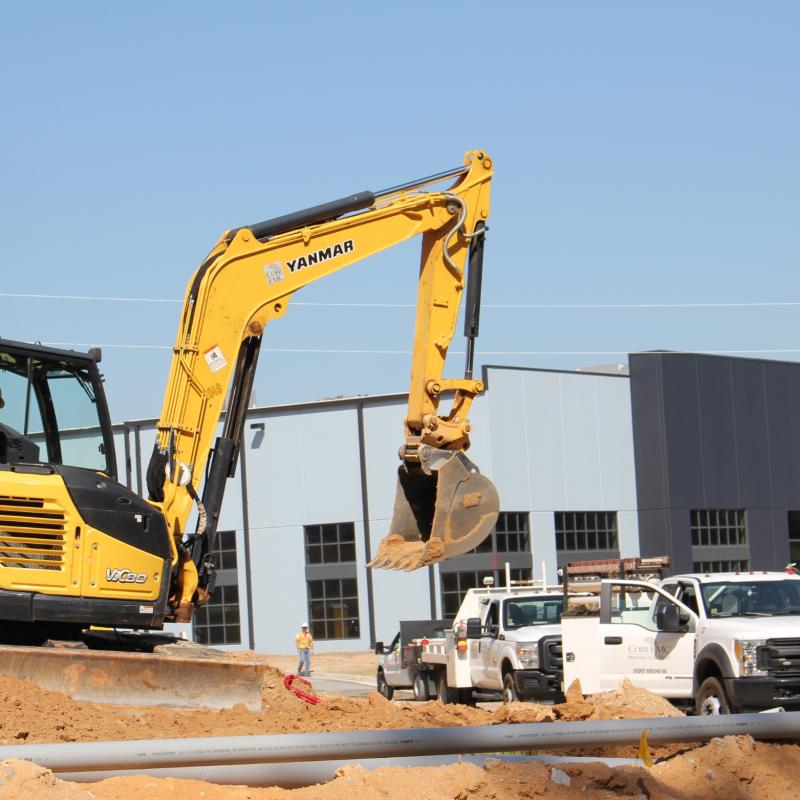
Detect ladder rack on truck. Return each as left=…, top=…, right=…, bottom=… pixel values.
left=560, top=556, right=671, bottom=606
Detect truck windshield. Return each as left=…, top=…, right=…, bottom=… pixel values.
left=503, top=596, right=564, bottom=628
left=0, top=347, right=112, bottom=474
left=700, top=580, right=800, bottom=617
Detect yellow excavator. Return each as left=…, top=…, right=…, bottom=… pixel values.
left=0, top=150, right=498, bottom=706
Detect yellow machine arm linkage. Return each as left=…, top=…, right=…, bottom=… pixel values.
left=146, top=150, right=498, bottom=621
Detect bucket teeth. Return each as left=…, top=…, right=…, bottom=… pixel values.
left=369, top=449, right=499, bottom=571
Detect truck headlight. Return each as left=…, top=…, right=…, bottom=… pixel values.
left=516, top=642, right=539, bottom=669
left=734, top=639, right=766, bottom=677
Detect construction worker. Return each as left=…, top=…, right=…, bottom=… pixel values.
left=295, top=622, right=313, bottom=677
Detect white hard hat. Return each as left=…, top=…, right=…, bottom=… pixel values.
left=301, top=622, right=309, bottom=628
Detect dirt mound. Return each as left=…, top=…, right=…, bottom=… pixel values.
left=0, top=669, right=686, bottom=746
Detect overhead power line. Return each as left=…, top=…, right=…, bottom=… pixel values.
left=2, top=292, right=800, bottom=310
left=40, top=343, right=800, bottom=356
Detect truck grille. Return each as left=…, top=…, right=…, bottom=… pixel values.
left=540, top=636, right=563, bottom=673
left=758, top=638, right=800, bottom=678
left=0, top=495, right=67, bottom=571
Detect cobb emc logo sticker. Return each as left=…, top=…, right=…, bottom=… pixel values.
left=263, top=262, right=284, bottom=286
left=286, top=239, right=354, bottom=273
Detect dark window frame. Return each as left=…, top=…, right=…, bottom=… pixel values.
left=192, top=529, right=241, bottom=646
left=304, top=522, right=357, bottom=565
left=554, top=511, right=619, bottom=552
left=306, top=576, right=360, bottom=640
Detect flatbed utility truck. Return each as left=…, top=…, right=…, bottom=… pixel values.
left=381, top=570, right=567, bottom=704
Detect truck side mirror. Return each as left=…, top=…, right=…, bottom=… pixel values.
left=374, top=641, right=384, bottom=655
left=466, top=618, right=482, bottom=639
left=656, top=603, right=685, bottom=632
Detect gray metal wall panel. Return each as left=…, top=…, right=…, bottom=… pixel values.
left=484, top=368, right=637, bottom=585
left=483, top=370, right=539, bottom=509
left=764, top=363, right=800, bottom=508
left=636, top=508, right=673, bottom=565
left=696, top=357, right=739, bottom=506
left=730, top=360, right=771, bottom=507
left=595, top=380, right=639, bottom=513
left=629, top=354, right=668, bottom=512
left=660, top=357, right=704, bottom=508
left=559, top=374, right=605, bottom=509
left=632, top=352, right=800, bottom=572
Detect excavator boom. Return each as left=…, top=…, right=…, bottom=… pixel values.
left=148, top=149, right=499, bottom=616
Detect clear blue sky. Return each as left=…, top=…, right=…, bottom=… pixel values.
left=1, top=3, right=798, bottom=422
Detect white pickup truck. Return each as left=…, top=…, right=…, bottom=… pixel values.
left=374, top=619, right=450, bottom=700
left=561, top=570, right=800, bottom=714
left=418, top=578, right=565, bottom=704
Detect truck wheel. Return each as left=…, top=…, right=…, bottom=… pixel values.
left=377, top=669, right=394, bottom=701
left=695, top=676, right=731, bottom=715
left=436, top=671, right=457, bottom=704
left=458, top=688, right=476, bottom=706
left=413, top=673, right=430, bottom=701
left=502, top=672, right=518, bottom=704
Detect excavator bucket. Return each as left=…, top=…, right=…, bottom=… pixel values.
left=0, top=642, right=269, bottom=710
left=369, top=450, right=499, bottom=571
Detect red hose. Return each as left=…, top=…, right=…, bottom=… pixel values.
left=284, top=674, right=322, bottom=705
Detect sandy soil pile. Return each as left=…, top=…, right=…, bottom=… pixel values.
left=0, top=671, right=678, bottom=744
left=0, top=666, right=795, bottom=799
left=0, top=736, right=798, bottom=799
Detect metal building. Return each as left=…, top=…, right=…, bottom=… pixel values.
left=113, top=354, right=800, bottom=653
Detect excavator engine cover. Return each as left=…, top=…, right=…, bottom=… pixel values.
left=370, top=449, right=499, bottom=571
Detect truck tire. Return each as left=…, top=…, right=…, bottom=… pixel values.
left=377, top=669, right=394, bottom=701
left=458, top=687, right=476, bottom=706
left=436, top=670, right=457, bottom=704
left=413, top=673, right=430, bottom=701
left=695, top=676, right=731, bottom=715
left=502, top=672, right=518, bottom=704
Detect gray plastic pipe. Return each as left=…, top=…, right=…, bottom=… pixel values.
left=1, top=712, right=797, bottom=773
left=54, top=754, right=643, bottom=787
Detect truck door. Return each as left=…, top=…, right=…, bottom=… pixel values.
left=383, top=633, right=407, bottom=687
left=471, top=601, right=499, bottom=688
left=597, top=581, right=696, bottom=697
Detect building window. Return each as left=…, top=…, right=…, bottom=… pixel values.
left=787, top=511, right=800, bottom=563
left=690, top=510, right=747, bottom=547
left=469, top=511, right=531, bottom=554
left=441, top=570, right=494, bottom=618
left=304, top=522, right=356, bottom=564
left=690, top=510, right=750, bottom=572
left=508, top=567, right=533, bottom=584
left=304, top=522, right=360, bottom=641
left=307, top=578, right=360, bottom=640
left=495, top=512, right=530, bottom=553
left=440, top=566, right=535, bottom=619
left=692, top=559, right=750, bottom=574
left=193, top=530, right=241, bottom=646
left=554, top=511, right=619, bottom=552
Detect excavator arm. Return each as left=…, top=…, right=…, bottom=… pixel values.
left=146, top=150, right=498, bottom=622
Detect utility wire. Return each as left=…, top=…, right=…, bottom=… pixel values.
left=3, top=292, right=800, bottom=310
left=39, top=344, right=800, bottom=356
